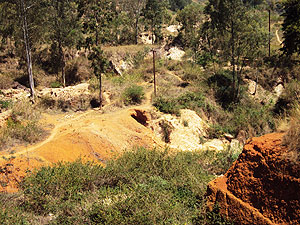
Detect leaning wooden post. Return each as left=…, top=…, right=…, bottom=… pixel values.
left=152, top=49, right=156, bottom=97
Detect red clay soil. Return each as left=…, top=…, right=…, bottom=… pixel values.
left=206, top=133, right=300, bottom=225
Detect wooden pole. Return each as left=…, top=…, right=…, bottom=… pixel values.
left=152, top=49, right=156, bottom=97
left=269, top=9, right=271, bottom=57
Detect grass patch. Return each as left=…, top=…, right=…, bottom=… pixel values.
left=0, top=100, right=46, bottom=150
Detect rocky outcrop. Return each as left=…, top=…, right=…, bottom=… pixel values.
left=206, top=133, right=300, bottom=225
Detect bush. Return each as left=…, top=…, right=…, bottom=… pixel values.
left=10, top=147, right=240, bottom=224
left=122, top=85, right=144, bottom=105
left=50, top=81, right=62, bottom=88
left=21, top=160, right=104, bottom=214
left=230, top=103, right=275, bottom=137
left=0, top=101, right=45, bottom=149
left=153, top=97, right=179, bottom=114
left=207, top=70, right=235, bottom=108
left=0, top=100, right=10, bottom=110
left=154, top=92, right=214, bottom=116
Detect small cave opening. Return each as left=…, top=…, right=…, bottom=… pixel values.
left=90, top=98, right=101, bottom=108
left=131, top=110, right=149, bottom=127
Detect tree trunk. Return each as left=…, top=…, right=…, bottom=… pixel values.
left=20, top=0, right=35, bottom=99
left=231, top=20, right=236, bottom=100
left=99, top=73, right=102, bottom=108
left=59, top=44, right=66, bottom=87
left=135, top=16, right=139, bottom=44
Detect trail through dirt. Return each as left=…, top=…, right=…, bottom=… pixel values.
left=0, top=85, right=162, bottom=192
left=276, top=29, right=282, bottom=45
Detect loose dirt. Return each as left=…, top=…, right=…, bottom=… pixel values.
left=206, top=133, right=300, bottom=225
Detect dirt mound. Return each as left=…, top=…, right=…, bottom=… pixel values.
left=206, top=133, right=300, bottom=225
left=0, top=108, right=163, bottom=192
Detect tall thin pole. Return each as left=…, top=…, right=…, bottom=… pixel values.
left=269, top=9, right=271, bottom=57
left=152, top=49, right=156, bottom=97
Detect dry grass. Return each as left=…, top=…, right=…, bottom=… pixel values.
left=282, top=105, right=300, bottom=163
left=0, top=74, right=14, bottom=89
left=0, top=100, right=46, bottom=150
left=103, top=44, right=159, bottom=55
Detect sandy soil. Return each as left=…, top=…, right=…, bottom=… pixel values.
left=0, top=87, right=163, bottom=192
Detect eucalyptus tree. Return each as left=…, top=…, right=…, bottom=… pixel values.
left=143, top=0, right=169, bottom=44
left=118, top=0, right=146, bottom=44
left=176, top=3, right=203, bottom=48
left=45, top=0, right=81, bottom=87
left=0, top=0, right=47, bottom=98
left=77, top=0, right=114, bottom=106
left=203, top=0, right=268, bottom=101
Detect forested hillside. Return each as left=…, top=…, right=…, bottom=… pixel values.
left=1, top=0, right=300, bottom=224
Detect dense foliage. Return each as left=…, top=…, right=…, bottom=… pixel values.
left=281, top=0, right=300, bottom=56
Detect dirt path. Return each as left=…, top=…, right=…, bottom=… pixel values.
left=0, top=85, right=163, bottom=192
left=276, top=29, right=282, bottom=45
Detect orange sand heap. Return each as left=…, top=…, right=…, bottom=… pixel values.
left=0, top=108, right=162, bottom=192
left=206, top=133, right=300, bottom=225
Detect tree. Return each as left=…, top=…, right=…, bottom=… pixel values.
left=120, top=0, right=146, bottom=44
left=143, top=0, right=169, bottom=44
left=281, top=0, right=300, bottom=56
left=88, top=46, right=108, bottom=107
left=169, top=0, right=192, bottom=11
left=203, top=0, right=268, bottom=101
left=0, top=0, right=46, bottom=98
left=46, top=0, right=81, bottom=87
left=78, top=0, right=113, bottom=106
left=176, top=3, right=203, bottom=48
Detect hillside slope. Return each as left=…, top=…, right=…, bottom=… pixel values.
left=0, top=104, right=163, bottom=192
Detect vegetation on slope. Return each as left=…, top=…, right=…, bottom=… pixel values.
left=0, top=147, right=238, bottom=224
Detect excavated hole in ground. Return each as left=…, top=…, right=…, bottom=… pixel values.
left=131, top=109, right=149, bottom=127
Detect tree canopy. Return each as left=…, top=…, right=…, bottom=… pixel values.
left=281, top=0, right=300, bottom=56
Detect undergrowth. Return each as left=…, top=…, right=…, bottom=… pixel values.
left=282, top=105, right=300, bottom=163
left=1, top=148, right=235, bottom=224
left=0, top=101, right=46, bottom=150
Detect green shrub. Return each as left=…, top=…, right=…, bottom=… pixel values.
left=0, top=208, right=29, bottom=225
left=0, top=100, right=10, bottom=109
left=207, top=70, right=235, bottom=108
left=160, top=121, right=173, bottom=143
left=122, top=85, right=144, bottom=105
left=230, top=103, right=275, bottom=137
left=5, top=147, right=240, bottom=224
left=50, top=81, right=62, bottom=88
left=153, top=97, right=179, bottom=114
left=154, top=92, right=214, bottom=116
left=21, top=160, right=104, bottom=214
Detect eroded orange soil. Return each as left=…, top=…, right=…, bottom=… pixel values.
left=0, top=103, right=163, bottom=192
left=206, top=133, right=300, bottom=225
